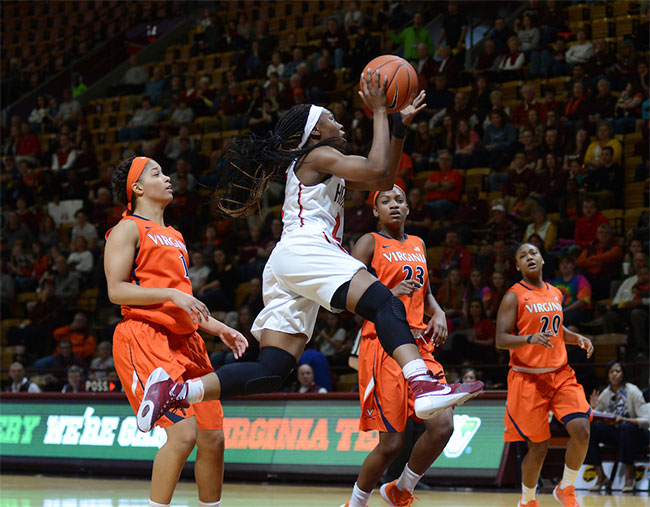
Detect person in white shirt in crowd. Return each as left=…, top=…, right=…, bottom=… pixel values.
left=295, top=363, right=328, bottom=393
left=56, top=88, right=82, bottom=129
left=119, top=54, right=148, bottom=94
left=7, top=362, right=41, bottom=393
left=70, top=210, right=98, bottom=249
left=587, top=361, right=650, bottom=492
left=67, top=237, right=94, bottom=276
left=602, top=252, right=649, bottom=360
left=89, top=341, right=115, bottom=380
left=51, top=134, right=77, bottom=171
left=565, top=29, right=594, bottom=66
left=188, top=251, right=211, bottom=292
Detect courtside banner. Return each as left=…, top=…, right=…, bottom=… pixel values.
left=0, top=395, right=506, bottom=477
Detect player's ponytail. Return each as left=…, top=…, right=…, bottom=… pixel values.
left=215, top=104, right=340, bottom=218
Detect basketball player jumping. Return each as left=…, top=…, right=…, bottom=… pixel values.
left=135, top=69, right=483, bottom=433
left=342, top=185, right=455, bottom=507
left=496, top=243, right=594, bottom=507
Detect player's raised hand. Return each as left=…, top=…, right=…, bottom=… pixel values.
left=528, top=332, right=554, bottom=348
left=399, top=90, right=427, bottom=126
left=359, top=68, right=388, bottom=112
left=218, top=325, right=249, bottom=359
left=577, top=334, right=594, bottom=358
left=424, top=311, right=448, bottom=347
left=391, top=279, right=421, bottom=298
left=169, top=289, right=210, bottom=324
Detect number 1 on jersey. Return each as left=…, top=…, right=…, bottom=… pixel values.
left=179, top=254, right=190, bottom=278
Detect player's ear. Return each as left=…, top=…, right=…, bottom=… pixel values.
left=310, top=127, right=321, bottom=142
left=372, top=206, right=379, bottom=218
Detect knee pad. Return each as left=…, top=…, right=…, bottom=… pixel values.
left=216, top=346, right=296, bottom=398
left=354, top=281, right=414, bottom=355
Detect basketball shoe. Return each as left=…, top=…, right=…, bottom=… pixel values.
left=409, top=373, right=484, bottom=419
left=137, top=367, right=189, bottom=432
left=553, top=485, right=580, bottom=507
left=518, top=500, right=538, bottom=507
left=339, top=503, right=367, bottom=507
left=380, top=480, right=415, bottom=506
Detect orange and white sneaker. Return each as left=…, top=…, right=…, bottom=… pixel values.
left=518, top=500, right=539, bottom=507
left=553, top=485, right=580, bottom=507
left=380, top=480, right=414, bottom=506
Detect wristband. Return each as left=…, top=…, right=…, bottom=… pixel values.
left=391, top=113, right=407, bottom=139
left=526, top=335, right=533, bottom=344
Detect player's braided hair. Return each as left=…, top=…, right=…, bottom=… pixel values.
left=112, top=156, right=153, bottom=210
left=215, top=104, right=341, bottom=218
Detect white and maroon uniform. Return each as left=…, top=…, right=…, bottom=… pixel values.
left=251, top=160, right=366, bottom=339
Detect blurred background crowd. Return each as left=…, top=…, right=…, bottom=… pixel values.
left=1, top=1, right=648, bottom=403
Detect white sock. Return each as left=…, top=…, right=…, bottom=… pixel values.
left=149, top=501, right=170, bottom=507
left=185, top=378, right=205, bottom=404
left=521, top=483, right=536, bottom=503
left=395, top=463, right=423, bottom=492
left=402, top=359, right=430, bottom=381
left=349, top=482, right=372, bottom=507
left=560, top=464, right=579, bottom=489
left=199, top=501, right=221, bottom=507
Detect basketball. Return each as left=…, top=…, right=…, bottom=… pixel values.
left=360, top=55, right=418, bottom=113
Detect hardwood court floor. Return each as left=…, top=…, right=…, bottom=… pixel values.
left=0, top=475, right=647, bottom=506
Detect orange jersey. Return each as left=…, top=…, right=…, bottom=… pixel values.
left=507, top=281, right=567, bottom=370
left=107, top=215, right=196, bottom=335
left=362, top=232, right=428, bottom=339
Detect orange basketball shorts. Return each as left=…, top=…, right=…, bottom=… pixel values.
left=504, top=364, right=592, bottom=443
left=358, top=334, right=446, bottom=433
left=113, top=318, right=223, bottom=430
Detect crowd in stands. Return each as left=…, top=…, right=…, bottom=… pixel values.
left=1, top=0, right=648, bottom=395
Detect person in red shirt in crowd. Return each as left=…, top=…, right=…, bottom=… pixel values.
left=486, top=238, right=519, bottom=285
left=450, top=297, right=497, bottom=363
left=576, top=223, right=623, bottom=300
left=16, top=122, right=41, bottom=167
left=562, top=81, right=591, bottom=128
left=415, top=42, right=437, bottom=89
left=573, top=197, right=609, bottom=249
left=511, top=84, right=541, bottom=127
left=218, top=82, right=248, bottom=130
left=423, top=150, right=463, bottom=221
left=51, top=133, right=77, bottom=172
left=437, top=230, right=472, bottom=283
left=344, top=190, right=377, bottom=244
left=539, top=87, right=561, bottom=122
left=503, top=151, right=535, bottom=197
left=433, top=45, right=459, bottom=86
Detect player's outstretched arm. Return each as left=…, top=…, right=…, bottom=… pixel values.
left=562, top=326, right=594, bottom=358
left=495, top=292, right=553, bottom=350
left=200, top=317, right=248, bottom=359
left=104, top=219, right=210, bottom=324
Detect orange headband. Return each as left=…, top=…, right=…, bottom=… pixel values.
left=371, top=184, right=406, bottom=207
left=125, top=157, right=150, bottom=214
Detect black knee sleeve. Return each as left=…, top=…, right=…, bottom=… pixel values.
left=354, top=281, right=415, bottom=355
left=216, top=346, right=296, bottom=398
left=330, top=280, right=350, bottom=310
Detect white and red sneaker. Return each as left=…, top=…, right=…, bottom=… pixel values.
left=137, top=367, right=190, bottom=432
left=410, top=372, right=484, bottom=419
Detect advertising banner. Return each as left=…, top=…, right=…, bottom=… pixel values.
left=1, top=397, right=506, bottom=477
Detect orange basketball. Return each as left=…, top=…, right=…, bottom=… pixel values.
left=360, top=55, right=418, bottom=114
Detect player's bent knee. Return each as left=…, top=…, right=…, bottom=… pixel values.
left=197, top=429, right=224, bottom=451
left=216, top=346, right=296, bottom=398
left=378, top=433, right=404, bottom=459
left=567, top=419, right=590, bottom=441
left=355, top=281, right=413, bottom=355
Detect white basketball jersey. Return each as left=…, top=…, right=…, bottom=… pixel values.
left=282, top=160, right=346, bottom=242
